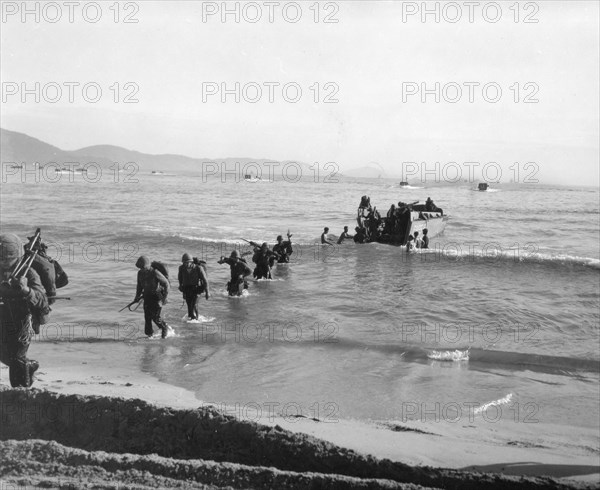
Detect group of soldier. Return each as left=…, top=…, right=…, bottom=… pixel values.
left=1, top=193, right=440, bottom=388
left=128, top=233, right=295, bottom=340
left=217, top=232, right=294, bottom=296
left=0, top=229, right=297, bottom=389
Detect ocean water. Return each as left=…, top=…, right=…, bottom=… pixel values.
left=1, top=174, right=599, bottom=433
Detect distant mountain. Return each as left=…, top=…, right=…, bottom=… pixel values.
left=71, top=145, right=201, bottom=172
left=1, top=128, right=317, bottom=176
left=1, top=128, right=114, bottom=169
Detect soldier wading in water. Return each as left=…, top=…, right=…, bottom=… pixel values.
left=133, top=255, right=172, bottom=338
left=178, top=253, right=210, bottom=321
left=218, top=250, right=252, bottom=296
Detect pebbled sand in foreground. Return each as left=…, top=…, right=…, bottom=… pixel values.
left=0, top=341, right=598, bottom=489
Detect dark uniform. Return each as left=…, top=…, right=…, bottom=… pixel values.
left=134, top=255, right=170, bottom=338
left=252, top=243, right=277, bottom=279
left=178, top=253, right=209, bottom=320
left=0, top=233, right=49, bottom=387
left=273, top=235, right=293, bottom=263
left=218, top=250, right=252, bottom=296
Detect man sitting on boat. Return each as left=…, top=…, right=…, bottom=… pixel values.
left=425, top=197, right=443, bottom=214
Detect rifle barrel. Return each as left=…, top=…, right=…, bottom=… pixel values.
left=10, top=229, right=42, bottom=281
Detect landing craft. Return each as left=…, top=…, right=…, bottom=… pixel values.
left=356, top=196, right=447, bottom=246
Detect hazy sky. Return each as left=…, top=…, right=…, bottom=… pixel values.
left=1, top=1, right=598, bottom=185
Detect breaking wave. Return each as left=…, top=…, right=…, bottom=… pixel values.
left=427, top=348, right=470, bottom=362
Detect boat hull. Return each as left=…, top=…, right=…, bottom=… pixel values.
left=376, top=214, right=448, bottom=246
left=407, top=215, right=448, bottom=244
left=355, top=195, right=447, bottom=246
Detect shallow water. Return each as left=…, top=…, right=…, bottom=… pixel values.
left=2, top=175, right=599, bottom=431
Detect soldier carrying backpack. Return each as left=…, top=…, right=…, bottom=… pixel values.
left=133, top=255, right=172, bottom=338
left=178, top=253, right=210, bottom=321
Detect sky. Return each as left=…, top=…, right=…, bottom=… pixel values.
left=1, top=0, right=598, bottom=185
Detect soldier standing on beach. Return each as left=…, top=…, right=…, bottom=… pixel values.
left=0, top=233, right=49, bottom=387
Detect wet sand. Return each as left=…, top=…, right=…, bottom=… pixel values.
left=1, top=341, right=598, bottom=489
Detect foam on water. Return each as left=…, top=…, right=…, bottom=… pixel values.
left=218, top=289, right=251, bottom=298
left=181, top=315, right=216, bottom=323
left=145, top=326, right=178, bottom=340
left=417, top=247, right=600, bottom=270
left=427, top=349, right=470, bottom=362
left=473, top=393, right=514, bottom=416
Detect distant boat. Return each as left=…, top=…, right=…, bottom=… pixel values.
left=478, top=183, right=489, bottom=191
left=244, top=174, right=261, bottom=183
left=399, top=181, right=409, bottom=187
left=152, top=171, right=165, bottom=175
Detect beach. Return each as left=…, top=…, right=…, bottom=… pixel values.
left=1, top=175, right=599, bottom=489
left=2, top=1, right=599, bottom=487
left=2, top=339, right=598, bottom=489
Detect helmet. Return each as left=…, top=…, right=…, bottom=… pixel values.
left=276, top=235, right=283, bottom=241
left=230, top=250, right=240, bottom=259
left=135, top=255, right=150, bottom=268
left=261, top=242, right=268, bottom=250
left=182, top=253, right=192, bottom=263
left=0, top=233, right=22, bottom=267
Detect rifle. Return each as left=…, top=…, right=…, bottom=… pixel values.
left=240, top=238, right=260, bottom=248
left=119, top=298, right=142, bottom=312
left=6, top=228, right=41, bottom=284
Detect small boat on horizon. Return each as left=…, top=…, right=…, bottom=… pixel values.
left=55, top=167, right=87, bottom=174
left=244, top=173, right=261, bottom=183
left=478, top=183, right=489, bottom=191
left=399, top=181, right=409, bottom=187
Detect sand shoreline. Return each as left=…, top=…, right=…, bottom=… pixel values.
left=1, top=341, right=598, bottom=489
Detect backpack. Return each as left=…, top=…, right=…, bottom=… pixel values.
left=31, top=254, right=68, bottom=306
left=151, top=261, right=170, bottom=303
left=193, top=257, right=208, bottom=292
